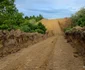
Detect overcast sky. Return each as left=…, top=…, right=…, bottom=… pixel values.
left=15, top=0, right=85, bottom=19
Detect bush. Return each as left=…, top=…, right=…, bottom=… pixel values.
left=64, top=27, right=72, bottom=32
left=71, top=8, right=85, bottom=27
left=20, top=22, right=47, bottom=34
left=0, top=24, right=9, bottom=30
left=37, top=22, right=47, bottom=34
left=20, top=25, right=31, bottom=32
left=35, top=29, right=44, bottom=34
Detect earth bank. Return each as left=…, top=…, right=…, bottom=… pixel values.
left=0, top=29, right=53, bottom=58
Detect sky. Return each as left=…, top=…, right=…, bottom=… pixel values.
left=15, top=0, right=85, bottom=19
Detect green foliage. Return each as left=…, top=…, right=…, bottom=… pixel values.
left=64, top=27, right=72, bottom=32
left=20, top=25, right=31, bottom=32
left=0, top=0, right=47, bottom=34
left=37, top=22, right=47, bottom=34
left=71, top=8, right=85, bottom=27
left=35, top=29, right=44, bottom=34
left=25, top=14, right=43, bottom=22
left=36, top=14, right=43, bottom=22
left=29, top=19, right=36, bottom=24
left=0, top=24, right=9, bottom=30
left=20, top=21, right=46, bottom=34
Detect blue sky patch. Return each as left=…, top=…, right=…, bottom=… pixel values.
left=15, top=0, right=85, bottom=19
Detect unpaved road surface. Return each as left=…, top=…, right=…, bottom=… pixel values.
left=0, top=19, right=84, bottom=70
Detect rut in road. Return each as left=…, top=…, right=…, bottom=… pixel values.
left=0, top=19, right=84, bottom=70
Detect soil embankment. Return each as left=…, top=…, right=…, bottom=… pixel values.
left=65, top=26, right=85, bottom=65
left=0, top=29, right=53, bottom=57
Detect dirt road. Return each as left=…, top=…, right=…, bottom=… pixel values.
left=0, top=19, right=84, bottom=70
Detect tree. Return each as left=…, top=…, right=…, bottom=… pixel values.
left=36, top=14, right=43, bottom=22
left=25, top=16, right=29, bottom=19
left=0, top=0, right=24, bottom=30
left=0, top=0, right=17, bottom=24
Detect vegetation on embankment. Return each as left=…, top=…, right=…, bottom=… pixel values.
left=0, top=0, right=47, bottom=34
left=0, top=0, right=48, bottom=58
left=64, top=8, right=85, bottom=32
left=65, top=8, right=85, bottom=62
left=64, top=8, right=85, bottom=39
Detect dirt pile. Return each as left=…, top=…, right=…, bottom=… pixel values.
left=0, top=29, right=53, bottom=57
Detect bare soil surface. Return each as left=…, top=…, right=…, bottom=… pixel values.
left=0, top=19, right=84, bottom=70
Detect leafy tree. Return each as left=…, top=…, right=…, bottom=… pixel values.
left=36, top=14, right=43, bottom=22
left=25, top=16, right=29, bottom=19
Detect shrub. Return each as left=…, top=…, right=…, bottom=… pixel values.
left=37, top=22, right=47, bottom=33
left=64, top=27, right=72, bottom=32
left=0, top=24, right=9, bottom=30
left=20, top=25, right=31, bottom=32
left=35, top=29, right=44, bottom=34
left=71, top=8, right=85, bottom=27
